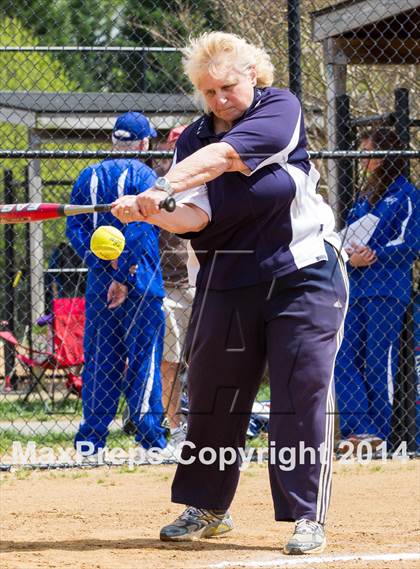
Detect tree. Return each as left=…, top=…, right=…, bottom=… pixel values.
left=0, top=17, right=81, bottom=308
left=0, top=0, right=224, bottom=93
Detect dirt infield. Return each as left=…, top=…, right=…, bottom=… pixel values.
left=1, top=460, right=419, bottom=569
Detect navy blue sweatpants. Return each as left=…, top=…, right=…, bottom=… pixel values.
left=172, top=243, right=348, bottom=523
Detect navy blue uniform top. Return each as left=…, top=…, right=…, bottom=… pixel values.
left=176, top=87, right=340, bottom=291
left=66, top=158, right=164, bottom=298
left=346, top=175, right=419, bottom=303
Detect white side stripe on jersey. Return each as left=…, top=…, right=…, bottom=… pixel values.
left=286, top=162, right=329, bottom=269
left=250, top=109, right=303, bottom=174
left=385, top=196, right=413, bottom=247
left=118, top=168, right=129, bottom=198
left=241, top=107, right=341, bottom=270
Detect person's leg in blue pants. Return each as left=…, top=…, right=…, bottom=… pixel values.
left=335, top=298, right=373, bottom=437
left=75, top=269, right=127, bottom=453
left=365, top=296, right=406, bottom=441
left=123, top=292, right=167, bottom=449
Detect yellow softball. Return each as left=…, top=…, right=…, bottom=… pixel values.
left=90, top=226, right=125, bottom=260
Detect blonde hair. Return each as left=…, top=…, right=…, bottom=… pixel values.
left=182, top=31, right=274, bottom=103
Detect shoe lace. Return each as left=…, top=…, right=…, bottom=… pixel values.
left=180, top=506, right=205, bottom=520
left=180, top=506, right=223, bottom=522
left=295, top=519, right=322, bottom=534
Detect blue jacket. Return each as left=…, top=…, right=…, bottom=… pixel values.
left=346, top=176, right=419, bottom=302
left=66, top=158, right=164, bottom=298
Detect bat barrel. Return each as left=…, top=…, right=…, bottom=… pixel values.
left=0, top=199, right=175, bottom=224
left=0, top=203, right=64, bottom=224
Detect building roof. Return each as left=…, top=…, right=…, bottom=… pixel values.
left=0, top=91, right=324, bottom=142
left=311, top=0, right=420, bottom=64
left=0, top=91, right=200, bottom=140
left=0, top=92, right=198, bottom=114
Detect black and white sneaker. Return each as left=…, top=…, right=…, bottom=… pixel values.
left=160, top=506, right=233, bottom=541
left=284, top=519, right=326, bottom=555
left=170, top=423, right=187, bottom=447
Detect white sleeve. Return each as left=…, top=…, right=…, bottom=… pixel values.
left=169, top=148, right=212, bottom=220
left=174, top=186, right=212, bottom=220
left=186, top=241, right=200, bottom=286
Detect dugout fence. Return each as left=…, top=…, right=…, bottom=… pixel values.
left=0, top=0, right=418, bottom=468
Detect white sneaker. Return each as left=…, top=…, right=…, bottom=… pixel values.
left=160, top=506, right=234, bottom=541
left=170, top=423, right=187, bottom=447
left=76, top=450, right=105, bottom=466
left=136, top=443, right=180, bottom=464
left=284, top=519, right=326, bottom=555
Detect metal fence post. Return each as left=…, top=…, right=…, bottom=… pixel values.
left=288, top=0, right=302, bottom=101
left=335, top=94, right=354, bottom=228
left=3, top=169, right=16, bottom=384
left=27, top=131, right=45, bottom=326
left=393, top=294, right=417, bottom=454
left=23, top=166, right=33, bottom=358
left=394, top=88, right=410, bottom=179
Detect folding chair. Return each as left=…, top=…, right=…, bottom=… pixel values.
left=0, top=297, right=85, bottom=412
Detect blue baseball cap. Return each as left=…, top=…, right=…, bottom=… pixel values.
left=112, top=112, right=157, bottom=141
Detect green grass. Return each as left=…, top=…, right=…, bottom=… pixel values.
left=247, top=433, right=269, bottom=448
left=0, top=398, right=82, bottom=421
left=0, top=395, right=128, bottom=422
left=0, top=426, right=269, bottom=464
left=0, top=380, right=271, bottom=458
left=0, top=429, right=134, bottom=456
left=15, top=468, right=32, bottom=480
left=0, top=430, right=73, bottom=453
left=70, top=471, right=89, bottom=479
left=257, top=379, right=270, bottom=401
left=117, top=465, right=147, bottom=475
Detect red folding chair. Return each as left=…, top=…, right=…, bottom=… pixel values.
left=0, top=297, right=85, bottom=411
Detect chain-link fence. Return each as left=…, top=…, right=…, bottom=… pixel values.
left=0, top=0, right=419, bottom=468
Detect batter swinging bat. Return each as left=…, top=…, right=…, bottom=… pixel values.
left=0, top=198, right=176, bottom=224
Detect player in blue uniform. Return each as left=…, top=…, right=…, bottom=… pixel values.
left=67, top=112, right=167, bottom=455
left=335, top=128, right=420, bottom=448
left=111, top=32, right=348, bottom=555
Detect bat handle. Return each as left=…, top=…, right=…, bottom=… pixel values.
left=93, top=198, right=176, bottom=216
left=159, top=197, right=176, bottom=212
left=94, top=204, right=113, bottom=213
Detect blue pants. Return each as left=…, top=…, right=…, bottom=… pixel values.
left=335, top=296, right=406, bottom=441
left=75, top=270, right=166, bottom=452
left=172, top=243, right=348, bottom=523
